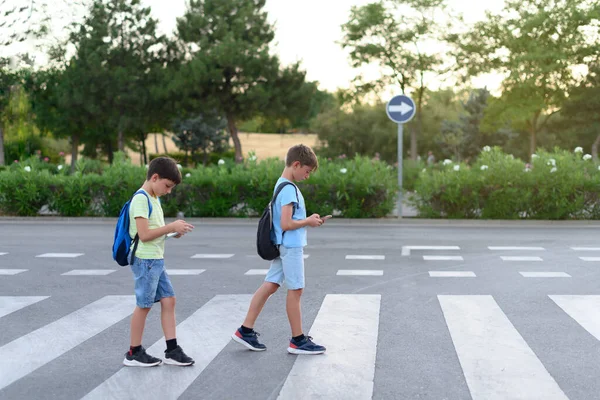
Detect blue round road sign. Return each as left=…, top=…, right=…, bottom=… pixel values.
left=386, top=95, right=416, bottom=124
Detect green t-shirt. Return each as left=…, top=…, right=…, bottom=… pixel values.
left=128, top=189, right=165, bottom=259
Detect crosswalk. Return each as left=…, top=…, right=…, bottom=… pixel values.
left=3, top=245, right=600, bottom=261
left=2, top=293, right=600, bottom=399
left=4, top=245, right=600, bottom=280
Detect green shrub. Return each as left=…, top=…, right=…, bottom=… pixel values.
left=411, top=147, right=600, bottom=219
left=47, top=173, right=105, bottom=216
left=0, top=167, right=52, bottom=216
left=0, top=154, right=398, bottom=217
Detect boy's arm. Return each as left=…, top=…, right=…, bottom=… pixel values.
left=131, top=194, right=194, bottom=242
left=280, top=204, right=322, bottom=231
left=135, top=217, right=174, bottom=242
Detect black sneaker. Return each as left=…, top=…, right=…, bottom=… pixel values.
left=287, top=336, right=326, bottom=355
left=231, top=327, right=267, bottom=351
left=164, top=345, right=195, bottom=366
left=123, top=347, right=162, bottom=367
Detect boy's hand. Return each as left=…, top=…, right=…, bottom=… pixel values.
left=306, top=214, right=323, bottom=227
left=170, top=219, right=194, bottom=235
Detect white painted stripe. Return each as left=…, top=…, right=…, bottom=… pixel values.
left=244, top=253, right=309, bottom=259
left=61, top=270, right=116, bottom=276
left=571, top=247, right=600, bottom=251
left=0, top=296, right=49, bottom=319
left=423, top=255, right=464, bottom=261
left=190, top=254, right=234, bottom=259
left=0, top=269, right=27, bottom=275
left=35, top=253, right=84, bottom=258
left=438, top=295, right=567, bottom=400
left=488, top=246, right=545, bottom=251
left=345, top=255, right=385, bottom=260
left=336, top=270, right=384, bottom=276
left=550, top=295, right=600, bottom=341
left=402, top=245, right=460, bottom=256
left=579, top=257, right=600, bottom=262
left=166, top=269, right=205, bottom=275
left=245, top=269, right=269, bottom=275
left=501, top=256, right=543, bottom=261
left=277, top=294, right=380, bottom=400
left=429, top=271, right=476, bottom=277
left=0, top=295, right=134, bottom=391
left=0, top=252, right=7, bottom=256
left=83, top=294, right=251, bottom=400
left=520, top=272, right=571, bottom=278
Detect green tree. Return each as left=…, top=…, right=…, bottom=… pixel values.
left=171, top=112, right=229, bottom=166
left=552, top=63, right=600, bottom=160
left=438, top=88, right=490, bottom=160
left=239, top=82, right=336, bottom=133
left=101, top=0, right=169, bottom=162
left=418, top=88, right=461, bottom=159
left=449, top=0, right=600, bottom=158
left=0, top=59, right=17, bottom=165
left=31, top=0, right=169, bottom=167
left=341, top=0, right=447, bottom=160
left=312, top=103, right=397, bottom=163
left=175, top=0, right=310, bottom=162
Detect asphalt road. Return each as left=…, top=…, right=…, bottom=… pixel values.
left=1, top=218, right=600, bottom=400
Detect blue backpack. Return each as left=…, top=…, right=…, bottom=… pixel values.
left=112, top=190, right=152, bottom=266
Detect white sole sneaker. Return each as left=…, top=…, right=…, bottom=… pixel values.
left=287, top=347, right=326, bottom=355
left=122, top=358, right=162, bottom=367
left=163, top=357, right=194, bottom=366
left=231, top=333, right=267, bottom=351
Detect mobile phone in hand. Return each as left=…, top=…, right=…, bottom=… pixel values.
left=322, top=215, right=333, bottom=220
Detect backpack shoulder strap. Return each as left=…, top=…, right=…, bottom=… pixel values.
left=133, top=190, right=153, bottom=217
left=271, top=182, right=299, bottom=204
left=271, top=182, right=299, bottom=218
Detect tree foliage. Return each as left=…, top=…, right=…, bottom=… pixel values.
left=449, top=0, right=600, bottom=158
left=174, top=0, right=311, bottom=162
left=341, top=0, right=448, bottom=160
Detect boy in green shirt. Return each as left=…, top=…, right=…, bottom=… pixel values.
left=123, top=157, right=196, bottom=367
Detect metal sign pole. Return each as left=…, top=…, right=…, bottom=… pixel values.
left=386, top=94, right=415, bottom=220
left=397, top=123, right=403, bottom=218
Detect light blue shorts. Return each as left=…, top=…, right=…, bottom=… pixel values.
left=265, top=246, right=305, bottom=290
left=130, top=257, right=175, bottom=308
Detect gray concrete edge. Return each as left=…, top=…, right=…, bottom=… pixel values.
left=2, top=216, right=600, bottom=228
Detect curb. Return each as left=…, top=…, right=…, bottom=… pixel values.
left=2, top=216, right=600, bottom=227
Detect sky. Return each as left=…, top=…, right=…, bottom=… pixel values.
left=2, top=0, right=507, bottom=95
left=144, top=0, right=507, bottom=94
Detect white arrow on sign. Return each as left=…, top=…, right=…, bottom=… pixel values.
left=389, top=102, right=413, bottom=115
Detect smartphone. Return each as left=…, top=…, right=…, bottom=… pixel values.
left=322, top=215, right=333, bottom=220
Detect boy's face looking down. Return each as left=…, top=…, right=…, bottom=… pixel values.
left=149, top=174, right=176, bottom=197
left=291, top=161, right=315, bottom=182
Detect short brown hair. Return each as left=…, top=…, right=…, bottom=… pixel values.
left=147, top=156, right=182, bottom=184
left=285, top=144, right=318, bottom=171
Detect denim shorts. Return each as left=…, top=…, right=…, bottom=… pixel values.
left=265, top=246, right=305, bottom=290
left=130, top=257, right=175, bottom=308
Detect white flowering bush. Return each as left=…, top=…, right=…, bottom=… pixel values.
left=170, top=155, right=397, bottom=218
left=0, top=153, right=397, bottom=217
left=411, top=147, right=600, bottom=219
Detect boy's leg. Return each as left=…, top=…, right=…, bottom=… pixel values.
left=123, top=258, right=162, bottom=367
left=242, top=281, right=280, bottom=328
left=286, top=288, right=303, bottom=337
left=231, top=258, right=283, bottom=351
left=130, top=306, right=151, bottom=347
left=281, top=247, right=326, bottom=355
left=160, top=296, right=176, bottom=340
left=155, top=265, right=194, bottom=366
